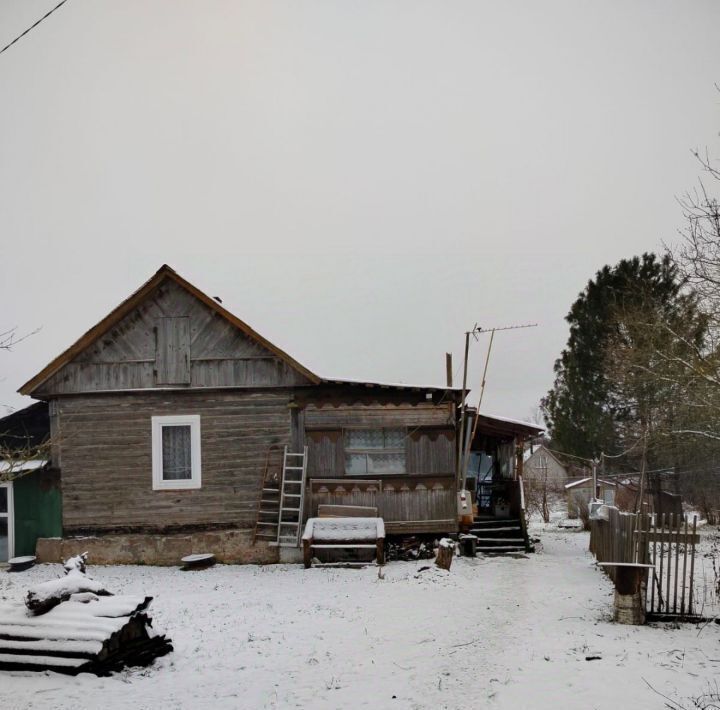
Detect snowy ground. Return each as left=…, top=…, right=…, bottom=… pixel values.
left=1, top=528, right=719, bottom=710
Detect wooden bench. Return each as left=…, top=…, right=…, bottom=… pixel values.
left=302, top=517, right=385, bottom=568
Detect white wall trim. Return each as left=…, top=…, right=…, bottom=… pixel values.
left=0, top=481, right=14, bottom=562
left=151, top=415, right=202, bottom=491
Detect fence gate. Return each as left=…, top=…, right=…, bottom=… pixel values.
left=642, top=513, right=699, bottom=618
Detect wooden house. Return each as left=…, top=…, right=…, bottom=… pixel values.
left=19, top=265, right=465, bottom=564
left=524, top=445, right=570, bottom=489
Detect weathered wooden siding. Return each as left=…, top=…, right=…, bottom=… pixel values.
left=407, top=428, right=455, bottom=475
left=156, top=317, right=191, bottom=385
left=302, top=402, right=457, bottom=530
left=55, top=390, right=293, bottom=534
left=304, top=402, right=454, bottom=429
left=306, top=430, right=344, bottom=477
left=34, top=279, right=311, bottom=396
left=304, top=402, right=455, bottom=478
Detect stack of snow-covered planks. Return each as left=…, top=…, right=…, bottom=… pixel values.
left=0, top=595, right=172, bottom=675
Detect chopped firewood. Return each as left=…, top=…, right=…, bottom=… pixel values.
left=386, top=536, right=436, bottom=562
left=434, top=538, right=455, bottom=571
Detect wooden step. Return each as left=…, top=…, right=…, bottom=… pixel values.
left=469, top=527, right=521, bottom=534
left=477, top=545, right=526, bottom=553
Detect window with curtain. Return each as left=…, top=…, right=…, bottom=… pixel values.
left=344, top=428, right=406, bottom=474
left=151, top=415, right=202, bottom=490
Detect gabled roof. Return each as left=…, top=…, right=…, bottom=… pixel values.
left=19, top=265, right=321, bottom=396
left=525, top=444, right=567, bottom=470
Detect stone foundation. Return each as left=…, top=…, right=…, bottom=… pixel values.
left=35, top=529, right=281, bottom=566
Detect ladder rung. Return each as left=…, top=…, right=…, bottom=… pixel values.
left=284, top=466, right=304, bottom=470
left=281, top=507, right=300, bottom=512
left=283, top=493, right=301, bottom=498
left=262, top=488, right=280, bottom=493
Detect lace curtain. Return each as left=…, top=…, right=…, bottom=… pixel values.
left=345, top=428, right=405, bottom=474
left=162, top=425, right=192, bottom=480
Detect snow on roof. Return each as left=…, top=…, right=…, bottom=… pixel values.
left=0, top=459, right=48, bottom=474
left=478, top=412, right=543, bottom=430
left=319, top=376, right=462, bottom=393
left=564, top=477, right=617, bottom=490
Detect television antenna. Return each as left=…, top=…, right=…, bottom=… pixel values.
left=456, top=322, right=538, bottom=484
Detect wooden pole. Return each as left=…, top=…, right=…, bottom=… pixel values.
left=456, top=331, right=471, bottom=488
left=680, top=515, right=689, bottom=616
left=688, top=515, right=697, bottom=615
left=665, top=514, right=672, bottom=614
left=650, top=511, right=657, bottom=613
left=592, top=459, right=598, bottom=501
left=658, top=513, right=666, bottom=613
left=673, top=515, right=681, bottom=614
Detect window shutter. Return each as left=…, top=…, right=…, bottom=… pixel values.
left=156, top=317, right=191, bottom=385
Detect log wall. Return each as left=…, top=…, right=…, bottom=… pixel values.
left=55, top=390, right=293, bottom=534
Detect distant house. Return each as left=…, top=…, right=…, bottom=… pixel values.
left=564, top=477, right=616, bottom=518
left=524, top=445, right=572, bottom=489
left=18, top=265, right=482, bottom=565
left=0, top=402, right=62, bottom=563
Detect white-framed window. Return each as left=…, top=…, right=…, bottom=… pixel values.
left=151, top=415, right=202, bottom=490
left=344, top=427, right=406, bottom=475
left=0, top=482, right=14, bottom=563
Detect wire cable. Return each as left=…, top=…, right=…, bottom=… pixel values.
left=0, top=0, right=71, bottom=57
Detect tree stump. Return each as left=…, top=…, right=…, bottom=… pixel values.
left=435, top=539, right=454, bottom=571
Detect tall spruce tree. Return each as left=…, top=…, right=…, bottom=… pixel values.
left=542, top=253, right=697, bottom=460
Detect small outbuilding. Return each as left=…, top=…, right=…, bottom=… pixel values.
left=564, top=477, right=616, bottom=519
left=0, top=402, right=62, bottom=563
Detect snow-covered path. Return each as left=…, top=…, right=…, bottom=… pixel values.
left=1, top=530, right=718, bottom=709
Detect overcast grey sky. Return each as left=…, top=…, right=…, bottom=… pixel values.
left=1, top=1, right=719, bottom=421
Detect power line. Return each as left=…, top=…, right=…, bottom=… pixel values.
left=0, top=0, right=71, bottom=57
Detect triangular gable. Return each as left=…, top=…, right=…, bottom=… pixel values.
left=525, top=445, right=568, bottom=471
left=19, top=265, right=320, bottom=396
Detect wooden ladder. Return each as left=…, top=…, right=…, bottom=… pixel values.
left=252, top=445, right=284, bottom=545
left=276, top=446, right=308, bottom=547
